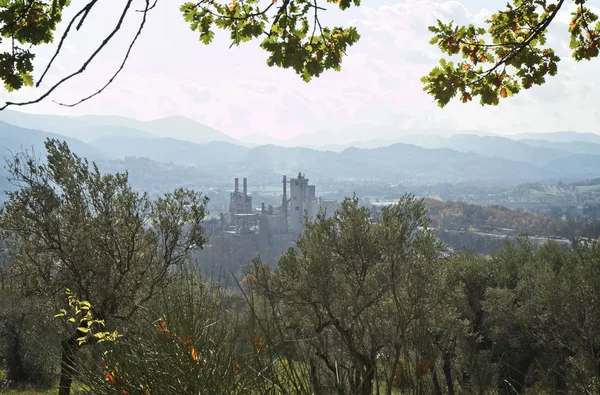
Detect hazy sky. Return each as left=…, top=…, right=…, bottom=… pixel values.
left=0, top=0, right=598, bottom=139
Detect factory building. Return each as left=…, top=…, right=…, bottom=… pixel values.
left=198, top=174, right=339, bottom=272
left=228, top=177, right=257, bottom=234
left=216, top=173, right=339, bottom=242
left=288, top=173, right=337, bottom=234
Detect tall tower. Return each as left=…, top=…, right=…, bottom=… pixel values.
left=289, top=173, right=309, bottom=234
left=282, top=175, right=288, bottom=230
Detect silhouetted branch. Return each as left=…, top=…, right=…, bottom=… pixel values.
left=1, top=0, right=158, bottom=111
left=36, top=0, right=99, bottom=88
left=55, top=0, right=153, bottom=107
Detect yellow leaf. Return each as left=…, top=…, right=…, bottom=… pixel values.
left=500, top=87, right=508, bottom=98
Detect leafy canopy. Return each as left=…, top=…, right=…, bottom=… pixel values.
left=180, top=0, right=361, bottom=82
left=0, top=0, right=70, bottom=92
left=0, top=138, right=209, bottom=325
left=0, top=0, right=595, bottom=108
left=422, top=0, right=600, bottom=107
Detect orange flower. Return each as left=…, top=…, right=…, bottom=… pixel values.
left=253, top=333, right=268, bottom=351
left=144, top=390, right=150, bottom=395
left=156, top=321, right=171, bottom=337
left=189, top=344, right=199, bottom=361
left=105, top=371, right=117, bottom=385
left=232, top=360, right=240, bottom=374
left=121, top=387, right=129, bottom=395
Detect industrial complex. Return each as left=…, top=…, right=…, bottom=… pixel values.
left=203, top=173, right=340, bottom=266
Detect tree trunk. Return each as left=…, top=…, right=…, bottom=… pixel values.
left=58, top=335, right=79, bottom=395
left=443, top=351, right=455, bottom=395
left=309, top=358, right=321, bottom=394
left=6, top=329, right=26, bottom=382
left=431, top=366, right=444, bottom=395
left=359, top=359, right=376, bottom=395
left=386, top=346, right=402, bottom=395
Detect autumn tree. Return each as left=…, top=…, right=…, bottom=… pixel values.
left=0, top=139, right=208, bottom=395
left=422, top=0, right=600, bottom=107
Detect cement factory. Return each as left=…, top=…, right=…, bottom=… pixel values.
left=204, top=173, right=339, bottom=265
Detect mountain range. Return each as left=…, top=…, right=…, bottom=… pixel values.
left=0, top=110, right=599, bottom=187
left=0, top=110, right=239, bottom=144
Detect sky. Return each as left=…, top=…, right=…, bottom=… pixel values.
left=0, top=0, right=598, bottom=140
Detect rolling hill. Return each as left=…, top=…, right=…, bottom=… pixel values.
left=89, top=136, right=250, bottom=166
left=0, top=112, right=599, bottom=189
left=0, top=110, right=241, bottom=145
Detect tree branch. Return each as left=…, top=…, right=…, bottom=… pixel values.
left=55, top=0, right=153, bottom=107
left=36, top=0, right=99, bottom=88
left=1, top=0, right=137, bottom=111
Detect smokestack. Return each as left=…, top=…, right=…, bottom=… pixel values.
left=234, top=178, right=239, bottom=193
left=243, top=178, right=247, bottom=195
left=282, top=175, right=287, bottom=212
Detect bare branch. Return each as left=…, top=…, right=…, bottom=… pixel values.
left=55, top=0, right=154, bottom=107
left=37, top=0, right=99, bottom=88
left=0, top=0, right=136, bottom=111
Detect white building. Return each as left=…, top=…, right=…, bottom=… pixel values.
left=288, top=173, right=339, bottom=234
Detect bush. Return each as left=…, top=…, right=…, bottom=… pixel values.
left=76, top=268, right=279, bottom=394
left=0, top=292, right=59, bottom=388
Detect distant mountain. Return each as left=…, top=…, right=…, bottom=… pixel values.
left=510, top=131, right=600, bottom=144
left=63, top=125, right=154, bottom=142
left=89, top=136, right=250, bottom=166
left=0, top=121, right=108, bottom=193
left=520, top=139, right=600, bottom=156
left=281, top=125, right=489, bottom=148
left=542, top=154, right=600, bottom=178
left=76, top=114, right=241, bottom=145
left=0, top=121, right=106, bottom=161
left=237, top=143, right=554, bottom=184
left=0, top=110, right=240, bottom=145
left=1, top=111, right=599, bottom=188
left=404, top=134, right=571, bottom=166
left=239, top=133, right=283, bottom=146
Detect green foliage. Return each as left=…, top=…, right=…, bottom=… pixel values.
left=422, top=0, right=600, bottom=107
left=0, top=0, right=70, bottom=91
left=77, top=268, right=276, bottom=395
left=180, top=0, right=360, bottom=82
left=0, top=139, right=209, bottom=327
left=6, top=191, right=600, bottom=394
left=248, top=195, right=444, bottom=394
left=0, top=288, right=59, bottom=388
left=0, top=139, right=209, bottom=394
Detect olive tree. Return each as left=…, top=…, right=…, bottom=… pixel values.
left=0, top=138, right=208, bottom=395
left=249, top=195, right=443, bottom=395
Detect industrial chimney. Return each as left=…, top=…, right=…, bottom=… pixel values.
left=234, top=178, right=239, bottom=193
left=282, top=175, right=287, bottom=212
left=243, top=178, right=248, bottom=196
